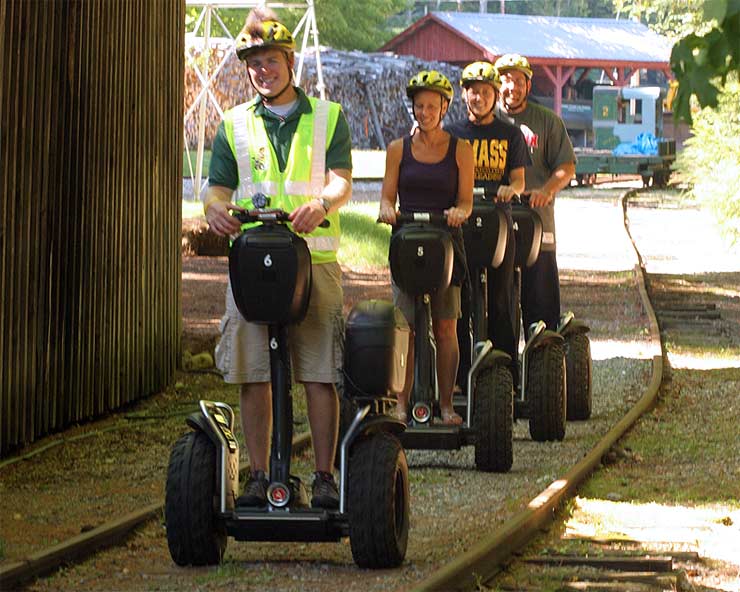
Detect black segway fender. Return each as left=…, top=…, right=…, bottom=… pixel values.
left=529, top=328, right=564, bottom=350
left=559, top=317, right=590, bottom=337
left=351, top=414, right=406, bottom=441
left=184, top=403, right=240, bottom=513
left=479, top=347, right=512, bottom=370
left=186, top=412, right=221, bottom=445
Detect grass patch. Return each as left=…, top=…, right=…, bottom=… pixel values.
left=183, top=149, right=211, bottom=178
left=194, top=561, right=244, bottom=585
left=337, top=202, right=389, bottom=269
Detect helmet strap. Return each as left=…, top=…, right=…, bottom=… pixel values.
left=260, top=78, right=293, bottom=104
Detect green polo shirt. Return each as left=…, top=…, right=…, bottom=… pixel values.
left=208, top=87, right=352, bottom=189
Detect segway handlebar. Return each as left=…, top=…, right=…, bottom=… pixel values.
left=378, top=212, right=458, bottom=227
left=233, top=208, right=330, bottom=228
left=473, top=186, right=522, bottom=202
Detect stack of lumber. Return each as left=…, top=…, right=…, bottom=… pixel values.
left=184, top=41, right=466, bottom=150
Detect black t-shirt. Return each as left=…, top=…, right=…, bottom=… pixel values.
left=445, top=117, right=531, bottom=198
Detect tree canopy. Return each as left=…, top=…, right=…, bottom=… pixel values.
left=185, top=1, right=410, bottom=51
left=669, top=0, right=740, bottom=123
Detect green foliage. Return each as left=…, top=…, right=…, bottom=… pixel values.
left=401, top=0, right=614, bottom=18
left=297, top=0, right=411, bottom=51
left=512, top=0, right=614, bottom=17
left=616, top=0, right=707, bottom=40
left=186, top=7, right=244, bottom=37
left=186, top=2, right=411, bottom=51
left=674, top=77, right=740, bottom=243
left=670, top=0, right=740, bottom=123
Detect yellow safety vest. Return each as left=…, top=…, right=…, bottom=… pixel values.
left=224, top=96, right=341, bottom=264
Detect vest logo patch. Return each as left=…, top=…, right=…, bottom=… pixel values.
left=253, top=147, right=267, bottom=171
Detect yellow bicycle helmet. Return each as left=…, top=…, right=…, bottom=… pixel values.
left=406, top=70, right=454, bottom=102
left=235, top=19, right=295, bottom=61
left=494, top=53, right=533, bottom=79
left=460, top=61, right=500, bottom=89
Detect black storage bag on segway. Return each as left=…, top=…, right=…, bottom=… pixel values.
left=344, top=300, right=410, bottom=397
left=463, top=201, right=508, bottom=270
left=389, top=224, right=454, bottom=295
left=228, top=224, right=312, bottom=325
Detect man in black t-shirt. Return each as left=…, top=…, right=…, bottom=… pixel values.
left=446, top=61, right=531, bottom=387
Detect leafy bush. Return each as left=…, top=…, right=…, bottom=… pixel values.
left=674, top=78, right=740, bottom=244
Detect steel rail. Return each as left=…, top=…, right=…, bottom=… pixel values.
left=411, top=189, right=664, bottom=591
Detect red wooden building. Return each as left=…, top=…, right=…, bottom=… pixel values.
left=380, top=12, right=673, bottom=116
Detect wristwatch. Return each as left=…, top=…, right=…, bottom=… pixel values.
left=319, top=198, right=330, bottom=214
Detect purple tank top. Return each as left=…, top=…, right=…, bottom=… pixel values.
left=398, top=134, right=458, bottom=214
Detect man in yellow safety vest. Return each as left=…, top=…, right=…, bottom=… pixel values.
left=202, top=7, right=352, bottom=510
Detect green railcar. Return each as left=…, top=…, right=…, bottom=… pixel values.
left=573, top=86, right=675, bottom=187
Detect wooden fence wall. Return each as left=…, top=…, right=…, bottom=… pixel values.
left=0, top=0, right=184, bottom=456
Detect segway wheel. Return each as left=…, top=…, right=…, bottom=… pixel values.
left=527, top=341, right=567, bottom=442
left=565, top=332, right=592, bottom=420
left=348, top=432, right=409, bottom=568
left=165, top=431, right=226, bottom=566
left=474, top=363, right=514, bottom=472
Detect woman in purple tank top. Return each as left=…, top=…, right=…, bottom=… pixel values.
left=378, top=70, right=474, bottom=425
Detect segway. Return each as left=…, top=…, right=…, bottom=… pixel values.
left=511, top=198, right=567, bottom=442
left=383, top=211, right=512, bottom=472
left=455, top=192, right=515, bottom=472
left=165, top=197, right=410, bottom=569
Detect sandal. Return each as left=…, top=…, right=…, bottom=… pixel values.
left=441, top=408, right=463, bottom=426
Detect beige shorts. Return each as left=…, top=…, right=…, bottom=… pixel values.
left=215, top=262, right=344, bottom=384
left=392, top=279, right=461, bottom=328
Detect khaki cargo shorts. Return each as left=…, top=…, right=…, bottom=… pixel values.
left=392, top=279, right=461, bottom=328
left=215, top=262, right=344, bottom=385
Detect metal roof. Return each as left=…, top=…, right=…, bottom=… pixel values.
left=433, top=12, right=672, bottom=63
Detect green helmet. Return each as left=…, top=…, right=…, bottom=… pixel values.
left=406, top=70, right=454, bottom=102
left=235, top=19, right=295, bottom=61
left=460, top=61, right=500, bottom=89
left=494, top=53, right=533, bottom=79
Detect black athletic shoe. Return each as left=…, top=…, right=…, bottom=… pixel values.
left=311, top=471, right=339, bottom=509
left=236, top=470, right=268, bottom=507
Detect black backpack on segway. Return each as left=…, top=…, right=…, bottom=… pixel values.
left=511, top=201, right=567, bottom=442
left=164, top=200, right=410, bottom=569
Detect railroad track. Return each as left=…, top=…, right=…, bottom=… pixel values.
left=2, top=189, right=668, bottom=592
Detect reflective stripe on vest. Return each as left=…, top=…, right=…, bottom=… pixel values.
left=224, top=97, right=341, bottom=263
